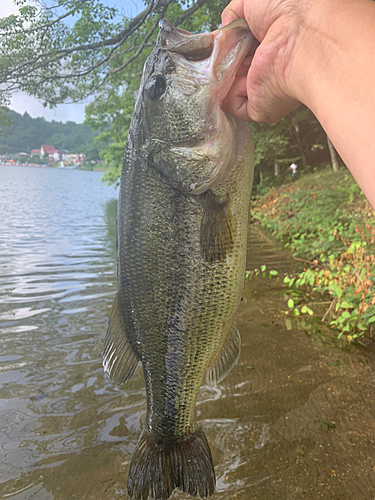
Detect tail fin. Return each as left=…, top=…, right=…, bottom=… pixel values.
left=127, top=428, right=215, bottom=500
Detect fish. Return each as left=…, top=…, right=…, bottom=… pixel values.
left=103, top=18, right=257, bottom=500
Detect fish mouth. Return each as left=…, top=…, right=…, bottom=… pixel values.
left=159, top=18, right=259, bottom=105
left=159, top=19, right=214, bottom=61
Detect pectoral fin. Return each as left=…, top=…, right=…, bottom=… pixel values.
left=103, top=293, right=139, bottom=384
left=199, top=191, right=235, bottom=262
left=206, top=319, right=241, bottom=387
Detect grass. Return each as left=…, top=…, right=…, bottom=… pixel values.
left=251, top=166, right=375, bottom=342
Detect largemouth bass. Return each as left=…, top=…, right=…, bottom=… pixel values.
left=103, top=19, right=257, bottom=500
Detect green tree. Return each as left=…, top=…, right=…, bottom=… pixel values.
left=29, top=154, right=45, bottom=164
left=250, top=105, right=331, bottom=187
left=0, top=107, right=11, bottom=134
left=0, top=109, right=105, bottom=155
left=0, top=0, right=225, bottom=106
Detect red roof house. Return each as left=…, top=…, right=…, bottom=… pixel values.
left=40, top=145, right=56, bottom=156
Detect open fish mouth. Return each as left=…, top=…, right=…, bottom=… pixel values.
left=159, top=18, right=259, bottom=105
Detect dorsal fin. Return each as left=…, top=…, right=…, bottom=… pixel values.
left=103, top=293, right=139, bottom=385
left=206, top=319, right=241, bottom=387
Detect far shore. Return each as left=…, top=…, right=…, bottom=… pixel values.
left=1, top=162, right=108, bottom=172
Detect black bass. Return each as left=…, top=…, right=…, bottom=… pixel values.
left=103, top=19, right=257, bottom=500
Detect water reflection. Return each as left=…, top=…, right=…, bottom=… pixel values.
left=1, top=166, right=375, bottom=499
left=0, top=166, right=121, bottom=493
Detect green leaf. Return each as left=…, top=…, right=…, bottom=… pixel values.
left=269, top=270, right=278, bottom=276
left=340, top=311, right=351, bottom=320
left=287, top=299, right=294, bottom=309
left=341, top=301, right=354, bottom=309
left=329, top=284, right=343, bottom=298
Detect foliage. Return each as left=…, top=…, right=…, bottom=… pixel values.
left=0, top=106, right=11, bottom=134
left=249, top=120, right=290, bottom=168
left=253, top=169, right=365, bottom=257
left=250, top=106, right=329, bottom=189
left=250, top=107, right=320, bottom=166
left=85, top=90, right=135, bottom=186
left=283, top=227, right=375, bottom=341
left=0, top=0, right=224, bottom=106
left=252, top=167, right=375, bottom=341
left=28, top=154, right=45, bottom=164
left=0, top=108, right=105, bottom=154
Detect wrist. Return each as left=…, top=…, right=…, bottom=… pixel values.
left=289, top=0, right=375, bottom=112
left=288, top=0, right=375, bottom=206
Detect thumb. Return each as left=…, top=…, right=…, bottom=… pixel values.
left=221, top=0, right=245, bottom=26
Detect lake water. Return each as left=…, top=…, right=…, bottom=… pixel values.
left=1, top=165, right=375, bottom=500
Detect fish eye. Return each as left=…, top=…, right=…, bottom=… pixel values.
left=145, top=74, right=166, bottom=100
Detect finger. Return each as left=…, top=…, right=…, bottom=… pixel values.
left=221, top=0, right=245, bottom=26
left=221, top=74, right=250, bottom=122
left=244, top=30, right=301, bottom=122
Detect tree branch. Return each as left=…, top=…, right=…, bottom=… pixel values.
left=107, top=2, right=170, bottom=77
left=0, top=0, right=175, bottom=85
left=174, top=0, right=207, bottom=26
left=0, top=0, right=211, bottom=104
left=15, top=0, right=87, bottom=35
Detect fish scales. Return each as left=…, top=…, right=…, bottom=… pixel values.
left=103, top=18, right=257, bottom=500
left=119, top=139, right=252, bottom=438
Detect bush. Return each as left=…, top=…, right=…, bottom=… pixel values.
left=252, top=167, right=375, bottom=341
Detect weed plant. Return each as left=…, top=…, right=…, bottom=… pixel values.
left=252, top=167, right=375, bottom=341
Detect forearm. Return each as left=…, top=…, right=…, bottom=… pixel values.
left=292, top=0, right=375, bottom=207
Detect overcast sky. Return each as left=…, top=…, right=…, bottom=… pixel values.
left=2, top=0, right=144, bottom=123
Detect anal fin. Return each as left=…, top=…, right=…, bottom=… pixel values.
left=103, top=293, right=139, bottom=385
left=206, top=319, right=241, bottom=387
left=200, top=191, right=235, bottom=262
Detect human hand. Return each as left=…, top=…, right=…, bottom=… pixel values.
left=221, top=0, right=313, bottom=123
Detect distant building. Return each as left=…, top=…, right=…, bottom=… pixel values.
left=30, top=145, right=69, bottom=163
left=0, top=154, right=15, bottom=165
left=66, top=153, right=78, bottom=162
left=40, top=145, right=56, bottom=163
left=58, top=150, right=69, bottom=162
left=40, top=145, right=55, bottom=156
left=65, top=153, right=86, bottom=165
